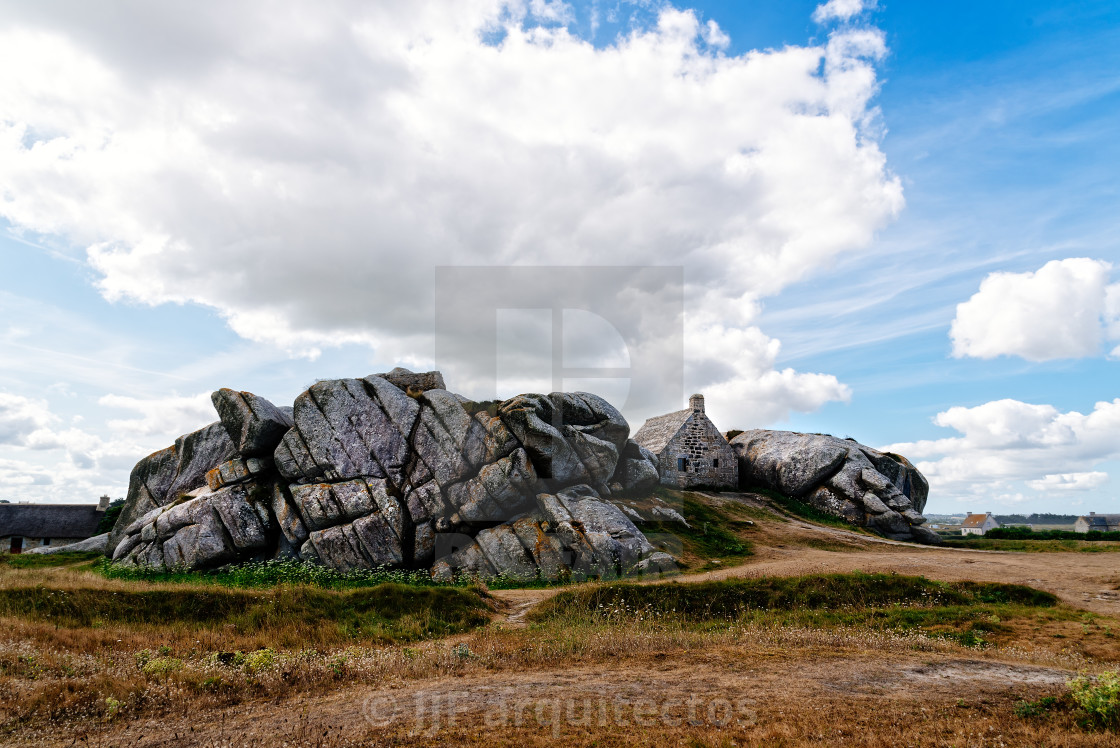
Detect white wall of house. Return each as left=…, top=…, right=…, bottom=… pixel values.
left=961, top=515, right=999, bottom=536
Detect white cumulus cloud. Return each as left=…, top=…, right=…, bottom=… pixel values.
left=1027, top=472, right=1109, bottom=492
left=0, top=392, right=164, bottom=502
left=0, top=0, right=903, bottom=426
left=0, top=393, right=56, bottom=445
left=99, top=392, right=219, bottom=438
left=813, top=0, right=876, bottom=24
left=884, top=398, right=1120, bottom=503
left=950, top=258, right=1120, bottom=361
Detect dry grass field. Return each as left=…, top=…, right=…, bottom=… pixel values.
left=1, top=491, right=1118, bottom=747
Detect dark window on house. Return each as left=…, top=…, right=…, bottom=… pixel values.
left=712, top=459, right=719, bottom=468
left=42, top=538, right=51, bottom=547
left=9, top=537, right=22, bottom=554
left=677, top=457, right=688, bottom=471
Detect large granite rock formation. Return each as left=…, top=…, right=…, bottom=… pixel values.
left=107, top=372, right=673, bottom=579
left=730, top=430, right=940, bottom=545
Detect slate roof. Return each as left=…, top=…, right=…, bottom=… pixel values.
left=960, top=513, right=994, bottom=528
left=0, top=504, right=104, bottom=540
left=1080, top=514, right=1120, bottom=529
left=632, top=408, right=691, bottom=455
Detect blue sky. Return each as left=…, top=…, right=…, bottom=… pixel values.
left=1, top=0, right=1118, bottom=515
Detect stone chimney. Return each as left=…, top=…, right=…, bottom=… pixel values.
left=98, top=494, right=111, bottom=512
left=689, top=393, right=705, bottom=414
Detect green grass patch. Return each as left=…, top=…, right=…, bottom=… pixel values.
left=0, top=551, right=104, bottom=569
left=93, top=558, right=619, bottom=592
left=533, top=572, right=1057, bottom=620
left=94, top=558, right=466, bottom=589
left=942, top=539, right=1120, bottom=553
left=747, top=486, right=854, bottom=529
left=1015, top=695, right=1065, bottom=719
left=0, top=582, right=491, bottom=642
left=643, top=490, right=752, bottom=568
left=530, top=572, right=1062, bottom=646
left=985, top=527, right=1120, bottom=541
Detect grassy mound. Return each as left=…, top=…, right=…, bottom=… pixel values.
left=0, top=551, right=104, bottom=569
left=0, top=582, right=492, bottom=643
left=641, top=492, right=754, bottom=568
left=533, top=572, right=1057, bottom=622
left=530, top=572, right=1065, bottom=647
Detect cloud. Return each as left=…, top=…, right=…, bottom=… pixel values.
left=98, top=392, right=218, bottom=438
left=685, top=313, right=852, bottom=427
left=884, top=398, right=1120, bottom=502
left=0, top=1, right=902, bottom=425
left=0, top=393, right=55, bottom=445
left=813, top=0, right=876, bottom=24
left=1027, top=472, right=1109, bottom=492
left=950, top=258, right=1120, bottom=361
left=702, top=19, right=730, bottom=49
left=0, top=392, right=160, bottom=502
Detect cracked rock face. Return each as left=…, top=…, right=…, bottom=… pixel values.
left=730, top=430, right=938, bottom=545
left=108, top=370, right=674, bottom=578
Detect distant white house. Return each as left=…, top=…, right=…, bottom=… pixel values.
left=960, top=512, right=999, bottom=536
left=1074, top=513, right=1120, bottom=533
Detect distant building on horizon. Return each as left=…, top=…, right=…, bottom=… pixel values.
left=1074, top=512, right=1120, bottom=533
left=960, top=511, right=999, bottom=536
left=633, top=394, right=737, bottom=490
left=0, top=495, right=110, bottom=554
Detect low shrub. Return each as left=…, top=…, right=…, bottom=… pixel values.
left=1014, top=695, right=1063, bottom=718
left=1069, top=671, right=1120, bottom=730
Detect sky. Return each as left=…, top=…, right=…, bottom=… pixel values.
left=1, top=0, right=1118, bottom=515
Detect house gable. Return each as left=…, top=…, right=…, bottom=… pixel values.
left=1075, top=514, right=1120, bottom=533
left=960, top=512, right=998, bottom=535
left=634, top=394, right=737, bottom=490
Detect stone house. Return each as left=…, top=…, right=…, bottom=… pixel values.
left=960, top=511, right=999, bottom=536
left=632, top=394, right=737, bottom=489
left=1074, top=513, right=1120, bottom=533
left=0, top=496, right=109, bottom=553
